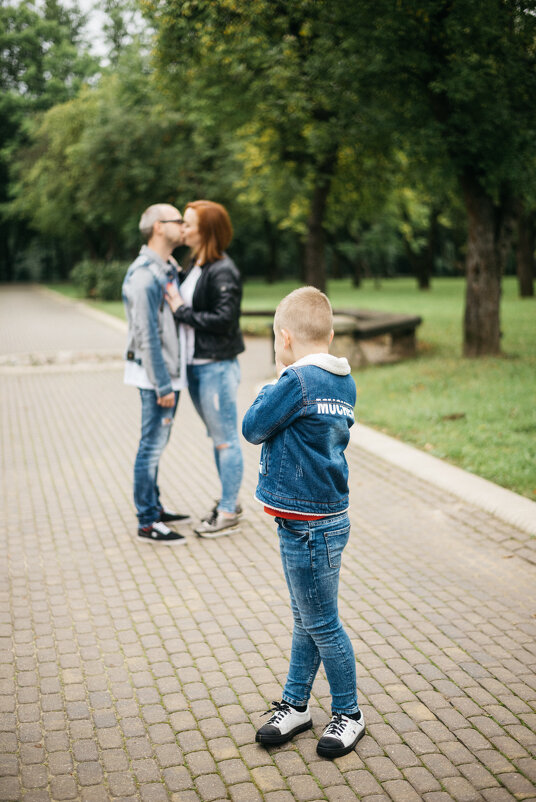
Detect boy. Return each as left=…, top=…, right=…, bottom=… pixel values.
left=242, top=287, right=365, bottom=760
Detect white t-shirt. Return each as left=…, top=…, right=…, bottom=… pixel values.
left=179, top=264, right=214, bottom=366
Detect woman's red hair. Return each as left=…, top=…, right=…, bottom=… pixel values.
left=185, top=200, right=233, bottom=263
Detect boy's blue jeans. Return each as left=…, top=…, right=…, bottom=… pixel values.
left=134, top=389, right=179, bottom=527
left=187, top=359, right=243, bottom=514
left=276, top=512, right=359, bottom=715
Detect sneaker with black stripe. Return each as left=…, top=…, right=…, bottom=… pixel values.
left=158, top=507, right=190, bottom=523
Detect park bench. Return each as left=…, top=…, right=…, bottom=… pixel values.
left=241, top=308, right=422, bottom=367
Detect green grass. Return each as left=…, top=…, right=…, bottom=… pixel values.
left=47, top=277, right=536, bottom=499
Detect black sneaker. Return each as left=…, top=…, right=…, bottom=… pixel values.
left=201, top=500, right=243, bottom=524
left=316, top=711, right=366, bottom=759
left=137, top=521, right=187, bottom=545
left=158, top=507, right=190, bottom=523
left=256, top=701, right=312, bottom=746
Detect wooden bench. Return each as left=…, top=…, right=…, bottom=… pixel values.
left=241, top=308, right=422, bottom=367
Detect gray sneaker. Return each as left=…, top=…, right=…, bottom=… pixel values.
left=195, top=511, right=240, bottom=538
left=201, top=500, right=243, bottom=523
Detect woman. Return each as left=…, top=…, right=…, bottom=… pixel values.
left=166, top=200, right=244, bottom=538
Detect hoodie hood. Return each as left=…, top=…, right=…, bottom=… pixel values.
left=284, top=352, right=352, bottom=376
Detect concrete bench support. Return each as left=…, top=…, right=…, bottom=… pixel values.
left=241, top=307, right=422, bottom=367
left=331, top=309, right=422, bottom=366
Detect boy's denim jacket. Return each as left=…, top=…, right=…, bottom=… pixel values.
left=242, top=353, right=356, bottom=516
left=122, top=246, right=181, bottom=397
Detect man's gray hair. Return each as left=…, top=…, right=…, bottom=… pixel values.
left=139, top=204, right=172, bottom=241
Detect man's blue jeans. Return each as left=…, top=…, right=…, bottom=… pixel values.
left=187, top=359, right=243, bottom=514
left=276, top=512, right=359, bottom=715
left=134, top=389, right=179, bottom=527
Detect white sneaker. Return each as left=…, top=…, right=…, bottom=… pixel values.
left=256, top=701, right=312, bottom=745
left=316, top=711, right=366, bottom=758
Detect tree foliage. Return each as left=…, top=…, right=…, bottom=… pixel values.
left=343, top=0, right=536, bottom=353
left=0, top=0, right=98, bottom=279
left=143, top=0, right=389, bottom=291
left=3, top=0, right=535, bottom=354
left=11, top=46, right=194, bottom=260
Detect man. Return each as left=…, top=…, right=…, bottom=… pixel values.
left=122, top=203, right=189, bottom=544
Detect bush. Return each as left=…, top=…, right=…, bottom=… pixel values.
left=70, top=259, right=128, bottom=301
left=70, top=259, right=99, bottom=297
left=95, top=261, right=128, bottom=301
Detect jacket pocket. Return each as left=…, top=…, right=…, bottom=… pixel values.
left=259, top=443, right=270, bottom=475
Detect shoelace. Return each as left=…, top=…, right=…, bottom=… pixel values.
left=324, top=713, right=348, bottom=737
left=206, top=510, right=218, bottom=526
left=261, top=701, right=291, bottom=724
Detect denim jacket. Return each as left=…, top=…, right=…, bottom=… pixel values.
left=122, top=246, right=181, bottom=397
left=242, top=353, right=356, bottom=515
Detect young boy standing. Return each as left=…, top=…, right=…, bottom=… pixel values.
left=242, top=287, right=365, bottom=759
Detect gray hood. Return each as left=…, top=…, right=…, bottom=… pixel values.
left=284, top=352, right=352, bottom=376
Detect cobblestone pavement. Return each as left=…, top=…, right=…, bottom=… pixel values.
left=1, top=285, right=535, bottom=802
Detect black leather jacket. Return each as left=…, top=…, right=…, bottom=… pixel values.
left=174, top=254, right=245, bottom=361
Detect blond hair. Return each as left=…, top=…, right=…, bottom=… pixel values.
left=274, top=286, right=333, bottom=343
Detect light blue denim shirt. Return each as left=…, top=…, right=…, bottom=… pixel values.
left=242, top=353, right=357, bottom=516
left=122, top=246, right=181, bottom=397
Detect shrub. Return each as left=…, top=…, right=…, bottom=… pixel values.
left=70, top=259, right=99, bottom=297
left=95, top=261, right=128, bottom=301
left=70, top=259, right=129, bottom=300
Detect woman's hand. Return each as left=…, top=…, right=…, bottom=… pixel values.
left=165, top=282, right=184, bottom=313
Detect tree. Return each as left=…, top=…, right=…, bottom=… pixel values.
left=0, top=0, right=97, bottom=280
left=143, top=0, right=384, bottom=292
left=347, top=1, right=536, bottom=355
left=10, top=47, right=194, bottom=260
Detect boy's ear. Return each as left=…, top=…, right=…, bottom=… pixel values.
left=328, top=329, right=334, bottom=345
left=281, top=328, right=292, bottom=348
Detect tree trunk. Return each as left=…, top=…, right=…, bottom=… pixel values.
left=461, top=174, right=515, bottom=357
left=264, top=218, right=279, bottom=283
left=304, top=155, right=336, bottom=292
left=516, top=205, right=535, bottom=298
left=330, top=249, right=342, bottom=279
left=352, top=257, right=363, bottom=287
left=400, top=205, right=438, bottom=291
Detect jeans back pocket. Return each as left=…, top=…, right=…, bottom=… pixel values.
left=323, top=525, right=350, bottom=569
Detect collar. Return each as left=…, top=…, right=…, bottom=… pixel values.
left=140, top=245, right=173, bottom=276
left=282, top=352, right=352, bottom=376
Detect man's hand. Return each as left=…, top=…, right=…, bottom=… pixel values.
left=157, top=392, right=176, bottom=408
left=165, top=282, right=184, bottom=313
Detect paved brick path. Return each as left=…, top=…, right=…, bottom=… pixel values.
left=1, top=285, right=535, bottom=802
